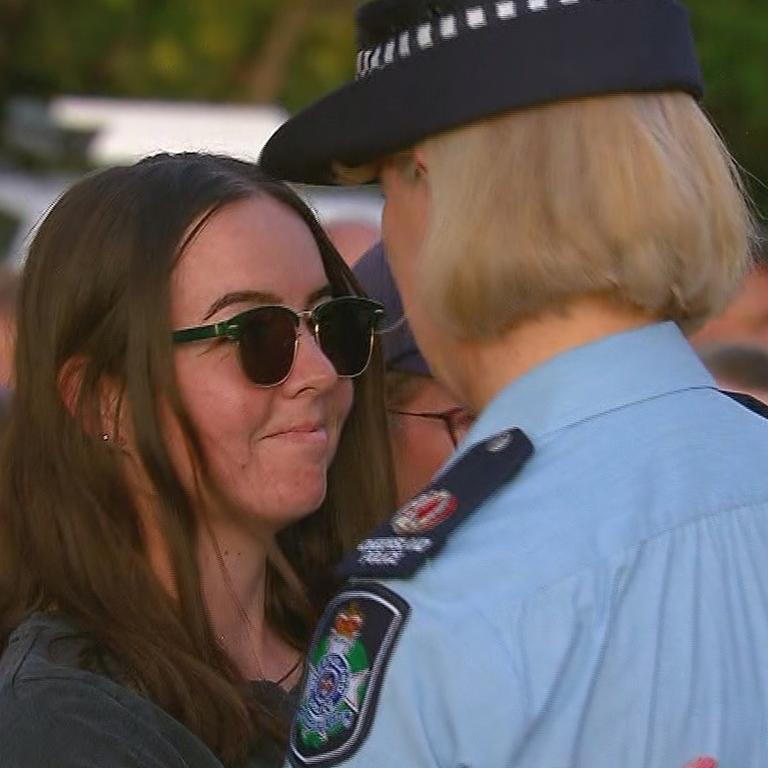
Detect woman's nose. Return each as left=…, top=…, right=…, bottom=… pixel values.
left=283, top=325, right=338, bottom=394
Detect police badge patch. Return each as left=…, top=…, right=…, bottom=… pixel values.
left=289, top=582, right=410, bottom=767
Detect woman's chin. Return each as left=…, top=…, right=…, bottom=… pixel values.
left=286, top=493, right=327, bottom=523
left=258, top=476, right=329, bottom=527
left=207, top=461, right=331, bottom=531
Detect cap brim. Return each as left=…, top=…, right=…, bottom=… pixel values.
left=260, top=0, right=703, bottom=185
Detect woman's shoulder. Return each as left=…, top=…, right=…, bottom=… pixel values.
left=0, top=612, right=225, bottom=768
left=0, top=611, right=127, bottom=707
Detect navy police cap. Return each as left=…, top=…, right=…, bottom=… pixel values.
left=260, top=0, right=704, bottom=184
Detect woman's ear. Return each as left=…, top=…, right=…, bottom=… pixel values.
left=58, top=356, right=87, bottom=420
left=58, top=356, right=127, bottom=446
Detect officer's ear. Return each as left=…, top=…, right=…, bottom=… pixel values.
left=412, top=147, right=429, bottom=183
left=385, top=149, right=428, bottom=186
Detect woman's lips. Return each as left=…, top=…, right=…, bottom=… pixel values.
left=265, top=425, right=329, bottom=446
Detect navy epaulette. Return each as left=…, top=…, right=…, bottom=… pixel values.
left=336, top=428, right=534, bottom=580
left=723, top=390, right=768, bottom=421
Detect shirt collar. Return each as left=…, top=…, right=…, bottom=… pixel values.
left=460, top=321, right=716, bottom=451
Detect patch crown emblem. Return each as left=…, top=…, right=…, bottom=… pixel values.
left=391, top=489, right=458, bottom=535
left=333, top=605, right=364, bottom=639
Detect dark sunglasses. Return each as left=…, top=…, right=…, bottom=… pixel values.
left=172, top=296, right=385, bottom=387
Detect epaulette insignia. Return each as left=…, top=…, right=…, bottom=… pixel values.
left=392, top=488, right=457, bottom=535
left=337, top=428, right=533, bottom=580
left=288, top=582, right=410, bottom=768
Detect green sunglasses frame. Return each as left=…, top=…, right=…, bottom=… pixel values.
left=172, top=295, right=385, bottom=385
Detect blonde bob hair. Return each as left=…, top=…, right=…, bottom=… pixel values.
left=346, top=92, right=757, bottom=339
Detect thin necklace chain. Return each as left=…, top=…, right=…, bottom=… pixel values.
left=210, top=531, right=302, bottom=686
left=275, top=654, right=304, bottom=687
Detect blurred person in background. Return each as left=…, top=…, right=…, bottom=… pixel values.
left=691, top=249, right=768, bottom=348
left=0, top=153, right=395, bottom=768
left=324, top=218, right=380, bottom=267
left=699, top=342, right=768, bottom=404
left=354, top=242, right=473, bottom=505
left=262, top=1, right=768, bottom=767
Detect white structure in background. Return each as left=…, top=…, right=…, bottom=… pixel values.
left=0, top=96, right=381, bottom=266
left=49, top=97, right=288, bottom=166
left=0, top=169, right=72, bottom=267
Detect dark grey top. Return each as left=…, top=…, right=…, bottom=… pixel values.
left=0, top=612, right=291, bottom=768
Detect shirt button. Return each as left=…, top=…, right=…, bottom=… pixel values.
left=486, top=431, right=513, bottom=453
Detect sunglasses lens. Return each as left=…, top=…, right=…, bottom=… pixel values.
left=317, top=299, right=378, bottom=378
left=239, top=308, right=297, bottom=386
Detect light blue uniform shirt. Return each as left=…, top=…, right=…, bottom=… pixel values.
left=318, top=322, right=768, bottom=768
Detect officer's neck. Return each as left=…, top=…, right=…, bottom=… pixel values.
left=452, top=294, right=658, bottom=413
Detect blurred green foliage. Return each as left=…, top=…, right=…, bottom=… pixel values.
left=0, top=0, right=765, bottom=216
left=0, top=0, right=356, bottom=103
left=686, top=0, right=768, bottom=222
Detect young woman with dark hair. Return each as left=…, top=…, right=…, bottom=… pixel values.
left=0, top=153, right=395, bottom=767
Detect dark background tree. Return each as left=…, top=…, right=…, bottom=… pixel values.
left=0, top=0, right=765, bottom=216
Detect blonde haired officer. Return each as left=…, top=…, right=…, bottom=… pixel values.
left=262, top=2, right=768, bottom=767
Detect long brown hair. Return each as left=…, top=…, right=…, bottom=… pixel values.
left=0, top=153, right=395, bottom=763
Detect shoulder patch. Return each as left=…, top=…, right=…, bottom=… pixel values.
left=288, top=582, right=410, bottom=768
left=337, top=427, right=534, bottom=580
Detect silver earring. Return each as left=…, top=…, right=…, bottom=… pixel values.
left=101, top=433, right=110, bottom=442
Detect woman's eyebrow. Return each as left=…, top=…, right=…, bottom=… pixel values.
left=306, top=285, right=333, bottom=307
left=203, top=290, right=280, bottom=321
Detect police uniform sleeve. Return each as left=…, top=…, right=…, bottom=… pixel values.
left=286, top=580, right=527, bottom=768
left=287, top=431, right=537, bottom=767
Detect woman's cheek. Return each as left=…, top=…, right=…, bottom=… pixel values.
left=330, top=382, right=355, bottom=453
